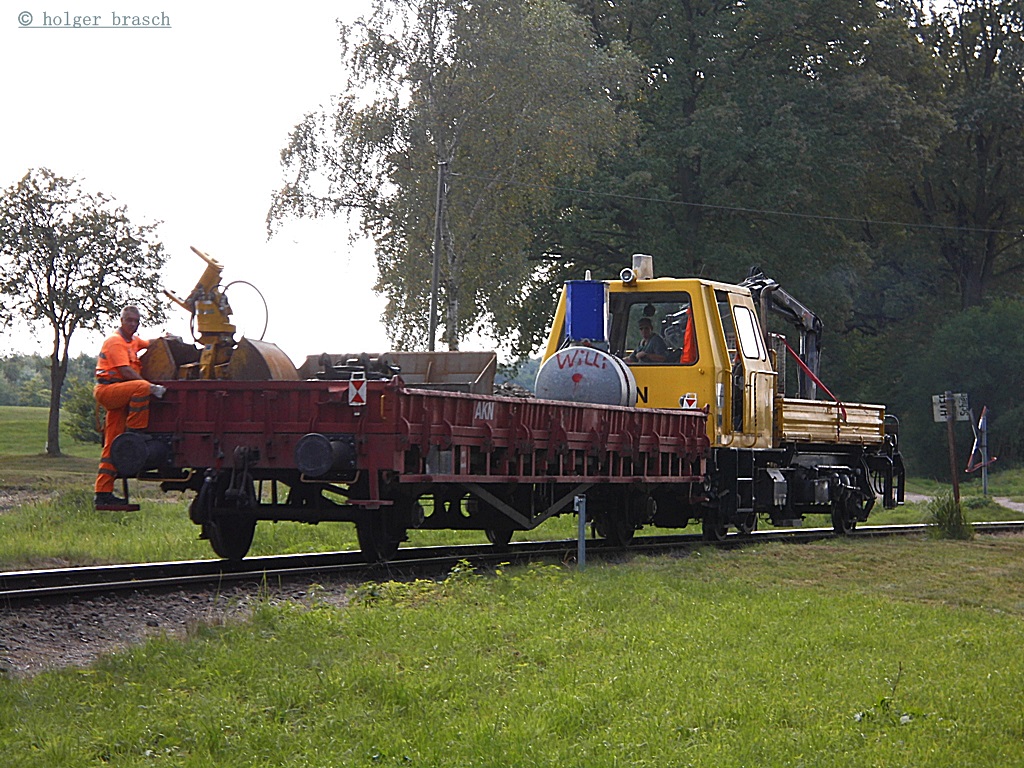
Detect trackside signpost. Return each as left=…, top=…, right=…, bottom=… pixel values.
left=932, top=392, right=970, bottom=423
left=574, top=495, right=587, bottom=571
left=965, top=406, right=995, bottom=496
left=933, top=391, right=969, bottom=503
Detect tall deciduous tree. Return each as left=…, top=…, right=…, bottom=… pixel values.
left=270, top=0, right=639, bottom=355
left=0, top=168, right=167, bottom=456
left=906, top=0, right=1024, bottom=308
left=558, top=1, right=942, bottom=299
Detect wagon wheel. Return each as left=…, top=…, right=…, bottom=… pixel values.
left=191, top=471, right=259, bottom=560
left=485, top=528, right=514, bottom=551
left=591, top=488, right=646, bottom=548
left=593, top=510, right=635, bottom=547
left=207, top=515, right=257, bottom=561
left=735, top=511, right=757, bottom=536
left=356, top=513, right=406, bottom=563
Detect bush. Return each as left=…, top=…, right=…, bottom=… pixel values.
left=62, top=379, right=103, bottom=445
left=926, top=491, right=973, bottom=540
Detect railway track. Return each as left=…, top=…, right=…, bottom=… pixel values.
left=3, top=521, right=1023, bottom=603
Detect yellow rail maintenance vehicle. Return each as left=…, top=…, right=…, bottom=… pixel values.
left=537, top=254, right=904, bottom=541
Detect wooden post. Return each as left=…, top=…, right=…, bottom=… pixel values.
left=945, top=390, right=960, bottom=504
left=428, top=161, right=447, bottom=352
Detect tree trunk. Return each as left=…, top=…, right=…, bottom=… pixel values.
left=446, top=286, right=460, bottom=351
left=45, top=340, right=69, bottom=457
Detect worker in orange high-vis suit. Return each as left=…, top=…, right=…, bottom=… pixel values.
left=93, top=305, right=166, bottom=508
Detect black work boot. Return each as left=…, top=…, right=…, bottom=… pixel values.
left=94, top=492, right=127, bottom=508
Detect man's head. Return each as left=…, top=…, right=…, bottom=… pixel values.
left=119, top=306, right=141, bottom=340
left=638, top=316, right=654, bottom=337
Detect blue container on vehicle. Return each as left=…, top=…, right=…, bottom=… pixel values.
left=565, top=280, right=608, bottom=342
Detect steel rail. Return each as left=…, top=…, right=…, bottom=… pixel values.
left=2, top=521, right=1022, bottom=603
left=0, top=541, right=585, bottom=603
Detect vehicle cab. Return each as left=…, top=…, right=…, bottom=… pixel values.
left=541, top=256, right=776, bottom=449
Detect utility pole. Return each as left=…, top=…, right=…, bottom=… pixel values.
left=428, top=160, right=447, bottom=352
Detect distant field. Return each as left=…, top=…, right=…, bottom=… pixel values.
left=0, top=405, right=96, bottom=458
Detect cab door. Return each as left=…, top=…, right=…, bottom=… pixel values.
left=713, top=290, right=775, bottom=448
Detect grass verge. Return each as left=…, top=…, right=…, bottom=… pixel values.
left=2, top=539, right=1024, bottom=766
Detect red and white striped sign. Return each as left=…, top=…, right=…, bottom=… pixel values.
left=348, top=376, right=366, bottom=406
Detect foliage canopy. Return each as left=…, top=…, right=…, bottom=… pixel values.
left=271, top=0, right=641, bottom=355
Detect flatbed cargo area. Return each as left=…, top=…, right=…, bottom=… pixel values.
left=138, top=378, right=709, bottom=490
left=776, top=397, right=887, bottom=445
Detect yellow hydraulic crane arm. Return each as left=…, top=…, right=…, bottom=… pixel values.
left=160, top=246, right=237, bottom=379
left=146, top=246, right=298, bottom=382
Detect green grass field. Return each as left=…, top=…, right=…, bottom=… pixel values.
left=2, top=541, right=1024, bottom=766
left=4, top=406, right=1024, bottom=765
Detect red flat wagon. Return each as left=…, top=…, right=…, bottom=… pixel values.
left=113, top=376, right=710, bottom=560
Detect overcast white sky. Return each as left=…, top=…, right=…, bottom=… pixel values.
left=1, top=1, right=402, bottom=364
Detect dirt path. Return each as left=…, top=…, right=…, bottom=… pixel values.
left=994, top=497, right=1024, bottom=513
left=905, top=492, right=1024, bottom=514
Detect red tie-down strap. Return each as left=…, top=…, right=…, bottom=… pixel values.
left=779, top=337, right=847, bottom=422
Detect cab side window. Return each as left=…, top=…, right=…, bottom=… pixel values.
left=734, top=305, right=767, bottom=360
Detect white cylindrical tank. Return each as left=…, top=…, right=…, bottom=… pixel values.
left=535, top=346, right=637, bottom=407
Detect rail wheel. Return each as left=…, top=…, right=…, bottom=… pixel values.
left=593, top=509, right=635, bottom=547
left=356, top=514, right=405, bottom=563
left=592, top=488, right=646, bottom=547
left=485, top=528, right=514, bottom=550
left=735, top=511, right=757, bottom=536
left=701, top=511, right=728, bottom=542
left=191, top=471, right=258, bottom=560
left=831, top=497, right=859, bottom=535
left=207, top=515, right=257, bottom=561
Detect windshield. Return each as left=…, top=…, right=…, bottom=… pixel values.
left=610, top=293, right=698, bottom=366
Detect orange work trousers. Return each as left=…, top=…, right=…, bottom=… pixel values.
left=94, top=380, right=151, bottom=494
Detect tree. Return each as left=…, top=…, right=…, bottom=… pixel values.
left=537, top=0, right=957, bottom=407
left=270, top=0, right=640, bottom=355
left=0, top=354, right=49, bottom=406
left=0, top=168, right=167, bottom=456
left=62, top=378, right=104, bottom=445
left=905, top=0, right=1024, bottom=309
left=895, top=299, right=1024, bottom=475
left=543, top=1, right=945, bottom=332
